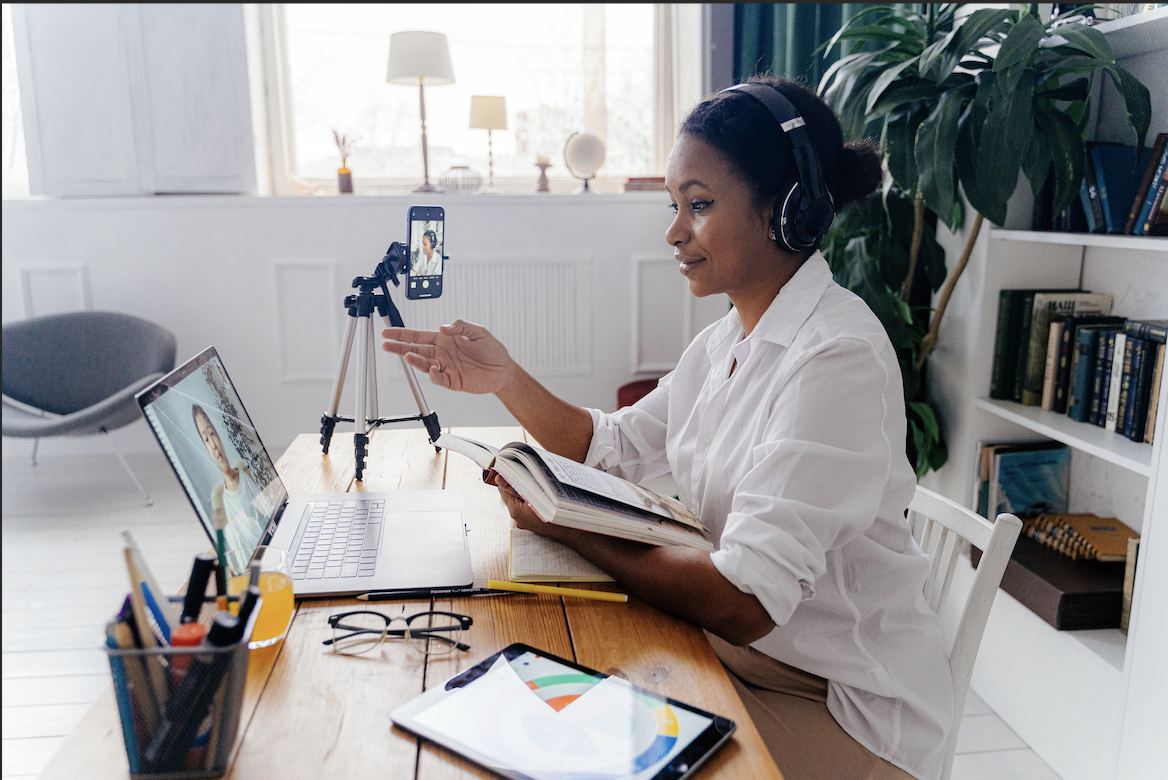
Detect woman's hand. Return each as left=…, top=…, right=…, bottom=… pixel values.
left=381, top=319, right=513, bottom=394
left=493, top=474, right=560, bottom=536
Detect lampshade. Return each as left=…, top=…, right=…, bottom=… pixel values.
left=386, top=31, right=455, bottom=85
left=469, top=96, right=507, bottom=130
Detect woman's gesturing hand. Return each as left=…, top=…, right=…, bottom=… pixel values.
left=381, top=319, right=513, bottom=394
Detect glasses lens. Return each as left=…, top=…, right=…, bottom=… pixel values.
left=332, top=612, right=389, bottom=655
left=407, top=612, right=465, bottom=656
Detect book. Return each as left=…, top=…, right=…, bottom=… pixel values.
left=1123, top=337, right=1152, bottom=442
left=1010, top=289, right=1080, bottom=403
left=1103, top=332, right=1126, bottom=432
left=435, top=433, right=712, bottom=551
left=1021, top=292, right=1111, bottom=407
left=972, top=535, right=1125, bottom=630
left=1146, top=343, right=1165, bottom=445
left=1021, top=513, right=1139, bottom=562
left=1067, top=325, right=1117, bottom=422
left=1053, top=315, right=1125, bottom=414
left=1040, top=319, right=1063, bottom=411
left=1124, top=319, right=1168, bottom=343
left=988, top=442, right=1070, bottom=520
left=1090, top=329, right=1120, bottom=426
left=1126, top=133, right=1168, bottom=234
left=509, top=524, right=613, bottom=583
left=1121, top=536, right=1140, bottom=634
left=1139, top=160, right=1168, bottom=236
left=1079, top=150, right=1106, bottom=233
left=1091, top=143, right=1153, bottom=234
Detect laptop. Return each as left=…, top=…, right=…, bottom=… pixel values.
left=135, top=346, right=473, bottom=598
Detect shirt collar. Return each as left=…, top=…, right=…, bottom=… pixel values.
left=706, top=252, right=833, bottom=355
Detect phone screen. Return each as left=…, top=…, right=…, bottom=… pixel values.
left=406, top=205, right=444, bottom=299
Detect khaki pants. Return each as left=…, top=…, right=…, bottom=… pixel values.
left=707, top=633, right=917, bottom=780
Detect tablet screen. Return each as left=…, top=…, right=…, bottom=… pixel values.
left=395, top=644, right=734, bottom=780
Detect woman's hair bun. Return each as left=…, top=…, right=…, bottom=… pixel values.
left=828, top=138, right=882, bottom=210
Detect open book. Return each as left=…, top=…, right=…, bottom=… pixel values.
left=437, top=434, right=712, bottom=566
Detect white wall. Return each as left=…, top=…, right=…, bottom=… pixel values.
left=2, top=193, right=727, bottom=458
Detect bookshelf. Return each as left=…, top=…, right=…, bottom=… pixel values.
left=921, top=12, right=1167, bottom=780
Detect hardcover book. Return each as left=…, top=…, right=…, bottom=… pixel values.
left=1054, top=316, right=1125, bottom=414
left=987, top=442, right=1071, bottom=520
left=1126, top=133, right=1168, bottom=234
left=1022, top=292, right=1113, bottom=407
left=435, top=433, right=712, bottom=552
left=1067, top=325, right=1118, bottom=422
left=1091, top=143, right=1153, bottom=234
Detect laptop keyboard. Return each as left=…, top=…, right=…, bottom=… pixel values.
left=291, top=499, right=384, bottom=580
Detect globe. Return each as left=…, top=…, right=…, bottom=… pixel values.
left=564, top=132, right=606, bottom=179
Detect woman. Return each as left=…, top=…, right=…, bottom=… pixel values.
left=414, top=230, right=442, bottom=275
left=193, top=403, right=266, bottom=570
left=382, top=77, right=951, bottom=780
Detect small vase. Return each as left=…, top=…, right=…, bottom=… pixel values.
left=440, top=165, right=482, bottom=194
left=338, top=168, right=353, bottom=194
left=536, top=162, right=551, bottom=193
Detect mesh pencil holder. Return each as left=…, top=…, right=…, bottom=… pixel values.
left=103, top=601, right=260, bottom=779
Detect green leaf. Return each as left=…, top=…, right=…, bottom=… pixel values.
left=942, top=8, right=1013, bottom=78
left=870, top=78, right=938, bottom=118
left=1051, top=24, right=1115, bottom=63
left=1034, top=107, right=1084, bottom=215
left=916, top=89, right=965, bottom=232
left=994, top=13, right=1045, bottom=73
left=969, top=68, right=1035, bottom=223
left=1034, top=76, right=1089, bottom=101
left=865, top=57, right=922, bottom=115
left=1022, top=129, right=1052, bottom=199
left=1110, top=67, right=1152, bottom=157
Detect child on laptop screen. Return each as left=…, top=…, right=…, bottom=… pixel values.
left=382, top=78, right=951, bottom=780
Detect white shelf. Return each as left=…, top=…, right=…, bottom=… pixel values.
left=974, top=398, right=1153, bottom=477
left=1068, top=628, right=1127, bottom=673
left=990, top=229, right=1168, bottom=252
left=1043, top=8, right=1168, bottom=58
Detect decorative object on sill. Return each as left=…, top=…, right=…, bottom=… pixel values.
left=439, top=166, right=482, bottom=195
left=387, top=31, right=455, bottom=193
left=332, top=129, right=359, bottom=195
left=535, top=154, right=552, bottom=192
left=624, top=177, right=665, bottom=192
left=469, top=95, right=507, bottom=193
left=564, top=132, right=605, bottom=194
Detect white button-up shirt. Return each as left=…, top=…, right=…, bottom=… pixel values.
left=585, top=254, right=952, bottom=780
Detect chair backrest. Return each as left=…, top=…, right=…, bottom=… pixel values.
left=2, top=311, right=176, bottom=415
left=907, top=485, right=1022, bottom=780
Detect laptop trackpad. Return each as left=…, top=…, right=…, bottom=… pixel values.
left=373, top=510, right=467, bottom=556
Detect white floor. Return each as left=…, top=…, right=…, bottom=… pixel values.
left=2, top=448, right=1064, bottom=780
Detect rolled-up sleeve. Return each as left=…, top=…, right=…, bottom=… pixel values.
left=583, top=373, right=673, bottom=485
left=710, top=337, right=895, bottom=628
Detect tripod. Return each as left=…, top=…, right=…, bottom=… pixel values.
left=320, top=243, right=441, bottom=481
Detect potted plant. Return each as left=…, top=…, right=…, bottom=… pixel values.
left=816, top=4, right=1151, bottom=476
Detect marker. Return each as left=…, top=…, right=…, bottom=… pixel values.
left=181, top=553, right=218, bottom=624
left=486, top=580, right=628, bottom=603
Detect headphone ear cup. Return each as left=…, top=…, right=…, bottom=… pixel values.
left=777, top=181, right=835, bottom=252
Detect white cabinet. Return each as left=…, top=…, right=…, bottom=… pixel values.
left=922, top=13, right=1168, bottom=780
left=12, top=4, right=256, bottom=196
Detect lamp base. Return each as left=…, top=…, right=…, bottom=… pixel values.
left=413, top=182, right=445, bottom=193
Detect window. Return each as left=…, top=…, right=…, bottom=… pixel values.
left=2, top=3, right=29, bottom=197
left=281, top=4, right=656, bottom=191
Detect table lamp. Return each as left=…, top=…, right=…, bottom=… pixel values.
left=387, top=31, right=455, bottom=193
left=469, top=96, right=507, bottom=193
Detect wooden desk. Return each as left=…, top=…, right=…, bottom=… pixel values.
left=40, top=428, right=782, bottom=780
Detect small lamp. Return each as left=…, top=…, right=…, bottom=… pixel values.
left=469, top=96, right=507, bottom=193
left=387, top=31, right=455, bottom=193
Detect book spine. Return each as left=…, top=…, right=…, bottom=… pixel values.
left=1131, top=143, right=1168, bottom=234
left=1091, top=332, right=1114, bottom=426
left=1116, top=337, right=1138, bottom=437
left=1067, top=330, right=1098, bottom=422
left=1124, top=320, right=1168, bottom=344
left=1041, top=321, right=1063, bottom=411
left=1052, top=317, right=1077, bottom=414
left=1092, top=146, right=1117, bottom=233
left=1081, top=153, right=1106, bottom=233
left=1013, top=292, right=1038, bottom=403
left=990, top=290, right=1019, bottom=399
left=1125, top=339, right=1150, bottom=442
left=1122, top=537, right=1140, bottom=633
left=1146, top=344, right=1165, bottom=445
left=1140, top=168, right=1168, bottom=236
left=1022, top=309, right=1057, bottom=406
left=1105, top=333, right=1126, bottom=432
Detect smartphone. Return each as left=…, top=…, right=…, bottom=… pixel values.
left=405, top=205, right=445, bottom=299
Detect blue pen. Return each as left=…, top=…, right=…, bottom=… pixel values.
left=106, top=624, right=141, bottom=772
left=139, top=581, right=173, bottom=644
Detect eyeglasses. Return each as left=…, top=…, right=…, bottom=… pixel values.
left=323, top=609, right=473, bottom=656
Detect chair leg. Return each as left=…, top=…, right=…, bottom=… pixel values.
left=103, top=430, right=153, bottom=507
left=30, top=438, right=39, bottom=467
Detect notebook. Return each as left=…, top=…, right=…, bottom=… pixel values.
left=136, top=346, right=472, bottom=598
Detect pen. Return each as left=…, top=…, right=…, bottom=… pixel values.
left=486, top=580, right=628, bottom=603
left=181, top=553, right=218, bottom=623
left=357, top=587, right=514, bottom=602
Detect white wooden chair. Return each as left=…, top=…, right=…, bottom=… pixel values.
left=907, top=485, right=1022, bottom=780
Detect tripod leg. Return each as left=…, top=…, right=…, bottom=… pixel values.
left=366, top=316, right=380, bottom=442
left=321, top=315, right=359, bottom=453
left=353, top=314, right=370, bottom=482
left=379, top=313, right=442, bottom=447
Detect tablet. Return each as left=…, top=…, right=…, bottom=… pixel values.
left=391, top=643, right=736, bottom=780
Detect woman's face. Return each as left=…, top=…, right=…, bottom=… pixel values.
left=664, top=134, right=779, bottom=302
left=422, top=234, right=434, bottom=256
left=195, top=413, right=231, bottom=475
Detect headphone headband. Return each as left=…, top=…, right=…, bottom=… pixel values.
left=720, top=83, right=835, bottom=251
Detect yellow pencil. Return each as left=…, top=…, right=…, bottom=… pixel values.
left=486, top=580, right=628, bottom=603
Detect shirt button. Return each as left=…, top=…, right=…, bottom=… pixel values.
left=700, top=437, right=710, bottom=447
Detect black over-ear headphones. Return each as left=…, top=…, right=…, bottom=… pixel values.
left=721, top=83, right=835, bottom=252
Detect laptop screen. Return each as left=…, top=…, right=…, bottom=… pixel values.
left=137, top=347, right=288, bottom=571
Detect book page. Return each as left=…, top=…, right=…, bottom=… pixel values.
left=435, top=433, right=503, bottom=470
left=531, top=446, right=706, bottom=532
left=510, top=527, right=613, bottom=582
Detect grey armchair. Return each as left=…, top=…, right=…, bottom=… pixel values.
left=2, top=311, right=176, bottom=505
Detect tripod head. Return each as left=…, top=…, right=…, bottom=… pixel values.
left=348, top=242, right=410, bottom=328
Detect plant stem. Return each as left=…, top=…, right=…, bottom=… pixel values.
left=916, top=211, right=984, bottom=371
left=901, top=190, right=924, bottom=302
